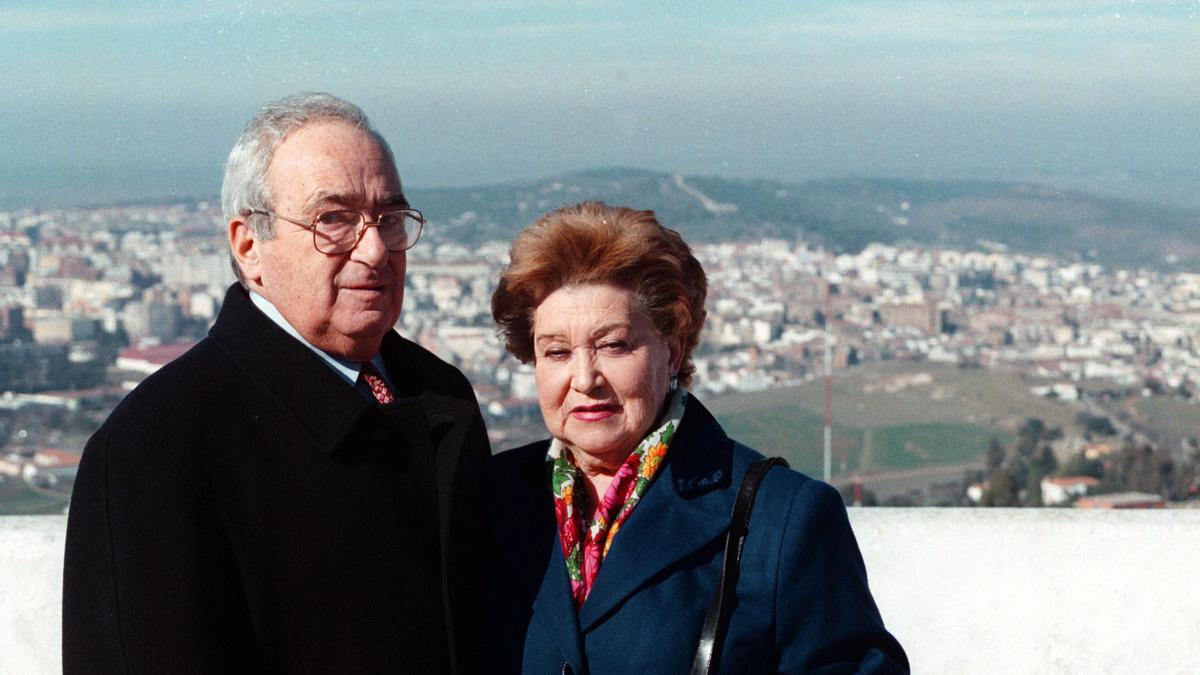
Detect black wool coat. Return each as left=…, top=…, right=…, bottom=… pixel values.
left=63, top=285, right=490, bottom=674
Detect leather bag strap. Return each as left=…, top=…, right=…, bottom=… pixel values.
left=691, top=456, right=789, bottom=675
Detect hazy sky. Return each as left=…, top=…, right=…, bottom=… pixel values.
left=1, top=0, right=1197, bottom=208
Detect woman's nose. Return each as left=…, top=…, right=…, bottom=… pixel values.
left=570, top=352, right=603, bottom=392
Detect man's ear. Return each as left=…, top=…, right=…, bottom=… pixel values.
left=229, top=216, right=263, bottom=287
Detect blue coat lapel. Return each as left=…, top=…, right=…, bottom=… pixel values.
left=529, top=533, right=587, bottom=669
left=578, top=399, right=742, bottom=633
left=490, top=443, right=586, bottom=671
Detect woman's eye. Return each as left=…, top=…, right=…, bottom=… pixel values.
left=542, top=348, right=570, bottom=360
left=599, top=341, right=629, bottom=353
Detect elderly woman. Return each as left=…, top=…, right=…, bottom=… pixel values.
left=488, top=202, right=907, bottom=674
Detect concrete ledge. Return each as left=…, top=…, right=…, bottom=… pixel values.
left=851, top=508, right=1200, bottom=674
left=2, top=516, right=66, bottom=675
left=4, top=510, right=1199, bottom=673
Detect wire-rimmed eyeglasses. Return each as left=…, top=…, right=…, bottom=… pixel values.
left=241, top=208, right=425, bottom=255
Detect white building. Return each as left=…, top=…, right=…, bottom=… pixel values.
left=1041, top=476, right=1100, bottom=506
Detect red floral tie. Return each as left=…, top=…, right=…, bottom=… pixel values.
left=359, top=361, right=395, bottom=405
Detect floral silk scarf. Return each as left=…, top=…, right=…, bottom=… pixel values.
left=548, top=390, right=687, bottom=607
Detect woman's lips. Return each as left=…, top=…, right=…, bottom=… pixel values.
left=570, top=404, right=618, bottom=422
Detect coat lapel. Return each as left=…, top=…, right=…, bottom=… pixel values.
left=577, top=399, right=741, bottom=633
left=530, top=533, right=587, bottom=670
left=209, top=285, right=382, bottom=454
left=415, top=392, right=483, bottom=551
left=491, top=446, right=587, bottom=672
left=413, top=392, right=490, bottom=674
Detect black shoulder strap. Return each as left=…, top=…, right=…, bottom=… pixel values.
left=691, top=456, right=789, bottom=675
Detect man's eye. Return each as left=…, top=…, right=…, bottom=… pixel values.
left=316, top=211, right=359, bottom=227
left=377, top=211, right=408, bottom=227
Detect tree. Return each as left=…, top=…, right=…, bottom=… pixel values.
left=1109, top=442, right=1173, bottom=495
left=1007, top=455, right=1030, bottom=495
left=1016, top=418, right=1046, bottom=460
left=1075, top=412, right=1117, bottom=437
left=981, top=467, right=1019, bottom=507
left=1020, top=444, right=1057, bottom=507
left=985, top=437, right=1006, bottom=474
left=1031, top=444, right=1058, bottom=478
left=1060, top=453, right=1104, bottom=479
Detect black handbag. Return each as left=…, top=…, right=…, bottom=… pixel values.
left=691, top=456, right=789, bottom=675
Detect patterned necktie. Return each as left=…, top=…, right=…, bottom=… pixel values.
left=359, top=361, right=396, bottom=405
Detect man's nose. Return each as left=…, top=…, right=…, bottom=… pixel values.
left=351, top=223, right=390, bottom=265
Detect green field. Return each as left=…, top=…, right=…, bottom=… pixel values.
left=870, top=423, right=1009, bottom=471
left=713, top=401, right=857, bottom=476
left=0, top=479, right=69, bottom=515
left=707, top=363, right=1074, bottom=478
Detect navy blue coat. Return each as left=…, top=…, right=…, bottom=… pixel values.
left=488, top=397, right=907, bottom=674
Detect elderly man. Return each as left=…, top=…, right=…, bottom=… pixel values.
left=63, top=93, right=488, bottom=673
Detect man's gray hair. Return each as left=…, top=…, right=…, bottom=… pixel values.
left=221, top=92, right=395, bottom=285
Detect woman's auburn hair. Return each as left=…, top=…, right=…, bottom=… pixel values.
left=491, top=201, right=708, bottom=387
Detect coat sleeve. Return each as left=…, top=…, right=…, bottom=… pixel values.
left=774, top=480, right=909, bottom=674
left=62, top=425, right=243, bottom=674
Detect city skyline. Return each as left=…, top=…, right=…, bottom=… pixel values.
left=2, top=0, right=1198, bottom=209
left=5, top=191, right=1200, bottom=506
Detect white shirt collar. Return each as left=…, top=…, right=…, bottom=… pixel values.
left=248, top=291, right=392, bottom=387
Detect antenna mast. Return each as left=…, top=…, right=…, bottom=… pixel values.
left=823, top=263, right=833, bottom=483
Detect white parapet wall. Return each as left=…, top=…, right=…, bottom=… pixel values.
left=2, top=516, right=66, bottom=675
left=852, top=508, right=1200, bottom=674
left=2, top=509, right=1199, bottom=674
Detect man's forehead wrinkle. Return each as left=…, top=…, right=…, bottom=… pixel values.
left=275, top=122, right=400, bottom=213
left=300, top=187, right=366, bottom=213
left=302, top=189, right=350, bottom=213
left=300, top=189, right=407, bottom=216
left=297, top=167, right=404, bottom=214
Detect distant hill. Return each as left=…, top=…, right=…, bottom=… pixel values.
left=408, top=168, right=1200, bottom=270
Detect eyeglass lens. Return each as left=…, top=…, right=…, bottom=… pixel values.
left=312, top=210, right=421, bottom=253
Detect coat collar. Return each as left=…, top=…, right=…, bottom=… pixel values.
left=577, top=396, right=741, bottom=631
left=491, top=442, right=587, bottom=671
left=207, top=284, right=473, bottom=458
left=493, top=396, right=748, bottom=647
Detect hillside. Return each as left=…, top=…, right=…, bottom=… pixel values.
left=408, top=169, right=1200, bottom=270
